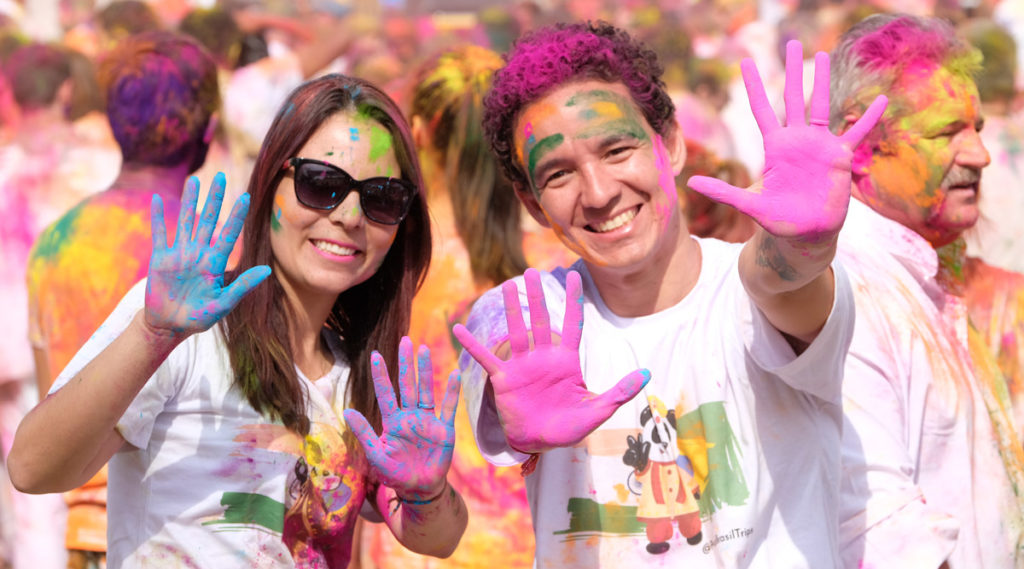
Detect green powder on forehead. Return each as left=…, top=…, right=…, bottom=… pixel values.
left=368, top=123, right=393, bottom=162
left=566, top=89, right=650, bottom=142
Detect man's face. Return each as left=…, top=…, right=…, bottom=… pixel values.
left=856, top=64, right=989, bottom=247
left=512, top=80, right=686, bottom=273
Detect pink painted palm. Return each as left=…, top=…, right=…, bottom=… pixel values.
left=688, top=40, right=888, bottom=242
left=454, top=269, right=650, bottom=454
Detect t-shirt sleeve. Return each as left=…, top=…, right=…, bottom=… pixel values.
left=49, top=279, right=181, bottom=450
left=457, top=270, right=569, bottom=466
left=742, top=260, right=855, bottom=403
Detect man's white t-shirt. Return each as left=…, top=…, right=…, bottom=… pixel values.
left=50, top=281, right=370, bottom=568
left=460, top=238, right=855, bottom=568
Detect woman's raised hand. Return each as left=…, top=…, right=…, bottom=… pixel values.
left=145, top=172, right=271, bottom=337
left=344, top=337, right=460, bottom=502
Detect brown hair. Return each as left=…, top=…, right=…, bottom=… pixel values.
left=411, top=45, right=526, bottom=284
left=223, top=74, right=431, bottom=435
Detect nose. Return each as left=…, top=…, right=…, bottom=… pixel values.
left=329, top=191, right=364, bottom=227
left=957, top=129, right=990, bottom=169
left=578, top=163, right=619, bottom=210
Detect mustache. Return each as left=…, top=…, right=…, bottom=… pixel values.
left=943, top=168, right=981, bottom=188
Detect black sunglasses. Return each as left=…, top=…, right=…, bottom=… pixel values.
left=282, top=157, right=417, bottom=225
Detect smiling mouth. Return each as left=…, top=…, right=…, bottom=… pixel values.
left=312, top=239, right=358, bottom=256
left=586, top=206, right=639, bottom=233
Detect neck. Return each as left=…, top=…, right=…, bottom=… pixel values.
left=585, top=222, right=702, bottom=317
left=280, top=278, right=336, bottom=380
left=110, top=162, right=193, bottom=197
left=14, top=107, right=70, bottom=149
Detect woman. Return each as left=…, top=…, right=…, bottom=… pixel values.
left=8, top=74, right=467, bottom=567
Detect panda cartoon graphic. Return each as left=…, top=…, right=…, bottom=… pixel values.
left=622, top=400, right=702, bottom=554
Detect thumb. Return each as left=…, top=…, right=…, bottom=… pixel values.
left=589, top=368, right=651, bottom=412
left=687, top=175, right=755, bottom=214
left=343, top=409, right=385, bottom=466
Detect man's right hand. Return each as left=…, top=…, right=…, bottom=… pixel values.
left=454, top=269, right=650, bottom=454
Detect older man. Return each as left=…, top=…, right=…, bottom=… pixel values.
left=830, top=13, right=1024, bottom=569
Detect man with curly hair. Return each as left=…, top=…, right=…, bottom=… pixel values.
left=455, top=20, right=885, bottom=567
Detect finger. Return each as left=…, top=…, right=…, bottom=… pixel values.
left=370, top=350, right=400, bottom=417
left=524, top=269, right=551, bottom=346
left=151, top=194, right=168, bottom=251
left=591, top=368, right=651, bottom=412
left=560, top=270, right=585, bottom=351
left=783, top=40, right=806, bottom=127
left=439, top=371, right=461, bottom=425
left=417, top=344, right=434, bottom=411
left=808, top=51, right=831, bottom=129
left=686, top=175, right=753, bottom=215
left=195, top=172, right=226, bottom=247
left=740, top=58, right=779, bottom=135
left=502, top=279, right=529, bottom=355
left=453, top=324, right=503, bottom=375
left=398, top=337, right=416, bottom=408
left=211, top=193, right=250, bottom=274
left=840, top=95, right=888, bottom=147
left=175, top=177, right=200, bottom=248
left=343, top=409, right=385, bottom=465
left=218, top=265, right=272, bottom=310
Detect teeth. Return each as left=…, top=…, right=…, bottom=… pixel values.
left=591, top=208, right=637, bottom=233
left=313, top=240, right=356, bottom=256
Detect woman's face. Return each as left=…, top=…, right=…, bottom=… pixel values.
left=269, top=111, right=403, bottom=307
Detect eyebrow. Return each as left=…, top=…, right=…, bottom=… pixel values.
left=527, top=133, right=565, bottom=184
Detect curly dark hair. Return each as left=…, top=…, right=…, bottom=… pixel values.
left=483, top=21, right=676, bottom=189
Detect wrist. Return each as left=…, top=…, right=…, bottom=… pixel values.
left=133, top=311, right=187, bottom=355
left=395, top=479, right=448, bottom=506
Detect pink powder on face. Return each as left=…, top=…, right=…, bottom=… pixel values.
left=652, top=134, right=678, bottom=228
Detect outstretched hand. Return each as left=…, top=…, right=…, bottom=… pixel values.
left=145, top=172, right=271, bottom=337
left=343, top=337, right=460, bottom=502
left=454, top=269, right=650, bottom=454
left=688, top=40, right=888, bottom=242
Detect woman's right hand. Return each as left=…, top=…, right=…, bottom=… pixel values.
left=145, top=172, right=271, bottom=338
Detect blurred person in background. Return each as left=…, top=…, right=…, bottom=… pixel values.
left=0, top=41, right=114, bottom=569
left=959, top=18, right=1023, bottom=270
left=25, top=30, right=220, bottom=569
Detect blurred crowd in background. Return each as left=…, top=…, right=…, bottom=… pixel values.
left=0, top=0, right=1022, bottom=568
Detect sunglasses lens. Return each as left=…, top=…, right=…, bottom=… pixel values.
left=294, top=162, right=353, bottom=209
left=361, top=179, right=415, bottom=225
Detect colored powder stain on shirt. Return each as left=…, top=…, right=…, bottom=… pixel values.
left=29, top=202, right=86, bottom=260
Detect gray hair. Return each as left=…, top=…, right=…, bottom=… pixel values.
left=829, top=13, right=981, bottom=130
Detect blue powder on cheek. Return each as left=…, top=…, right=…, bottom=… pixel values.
left=350, top=128, right=360, bottom=142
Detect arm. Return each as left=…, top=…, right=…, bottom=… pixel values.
left=7, top=173, right=269, bottom=494
left=689, top=41, right=887, bottom=347
left=343, top=338, right=467, bottom=557
left=453, top=269, right=649, bottom=455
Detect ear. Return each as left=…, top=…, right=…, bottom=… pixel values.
left=514, top=181, right=551, bottom=228
left=663, top=121, right=687, bottom=175
left=56, top=78, right=73, bottom=110
left=203, top=112, right=220, bottom=145
left=411, top=115, right=429, bottom=149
